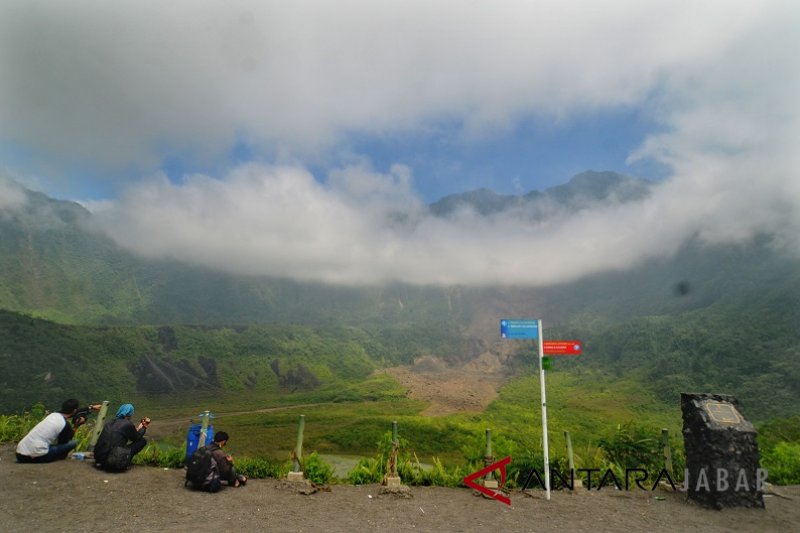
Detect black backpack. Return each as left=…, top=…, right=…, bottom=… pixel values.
left=94, top=419, right=129, bottom=471
left=185, top=446, right=220, bottom=492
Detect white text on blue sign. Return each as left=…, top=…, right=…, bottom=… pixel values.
left=500, top=319, right=539, bottom=339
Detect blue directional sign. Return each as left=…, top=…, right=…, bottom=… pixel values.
left=500, top=319, right=539, bottom=339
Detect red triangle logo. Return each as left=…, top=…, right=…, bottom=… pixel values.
left=463, top=455, right=512, bottom=506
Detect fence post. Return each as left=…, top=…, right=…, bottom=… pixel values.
left=389, top=420, right=399, bottom=477
left=288, top=415, right=305, bottom=481
left=198, top=410, right=210, bottom=448
left=564, top=431, right=574, bottom=473
left=384, top=420, right=402, bottom=486
left=662, top=428, right=673, bottom=476
left=88, top=400, right=109, bottom=451
left=565, top=430, right=582, bottom=488
left=380, top=421, right=409, bottom=494
left=483, top=428, right=497, bottom=488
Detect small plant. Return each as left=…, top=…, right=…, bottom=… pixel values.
left=388, top=453, right=463, bottom=487
left=346, top=430, right=408, bottom=484
left=304, top=451, right=334, bottom=485
left=346, top=457, right=383, bottom=484
left=424, top=457, right=463, bottom=487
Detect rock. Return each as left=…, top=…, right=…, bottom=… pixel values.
left=680, top=393, right=765, bottom=509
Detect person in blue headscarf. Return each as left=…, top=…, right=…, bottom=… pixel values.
left=93, top=403, right=151, bottom=471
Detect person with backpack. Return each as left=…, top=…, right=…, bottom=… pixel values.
left=93, top=403, right=150, bottom=471
left=186, top=431, right=247, bottom=492
left=16, top=399, right=101, bottom=463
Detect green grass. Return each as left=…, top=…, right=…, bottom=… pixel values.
left=130, top=366, right=684, bottom=472
left=5, top=369, right=800, bottom=486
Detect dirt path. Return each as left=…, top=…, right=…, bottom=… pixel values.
left=145, top=402, right=333, bottom=441
left=2, top=446, right=796, bottom=532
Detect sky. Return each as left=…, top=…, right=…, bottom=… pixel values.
left=1, top=1, right=798, bottom=286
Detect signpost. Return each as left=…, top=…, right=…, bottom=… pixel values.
left=499, top=321, right=585, bottom=501
left=500, top=318, right=551, bottom=501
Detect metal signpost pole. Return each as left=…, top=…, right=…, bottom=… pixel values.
left=538, top=319, right=551, bottom=500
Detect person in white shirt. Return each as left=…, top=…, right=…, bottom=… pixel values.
left=16, top=399, right=98, bottom=463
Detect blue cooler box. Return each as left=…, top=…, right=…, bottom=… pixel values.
left=185, top=424, right=215, bottom=461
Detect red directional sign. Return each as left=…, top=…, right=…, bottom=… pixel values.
left=543, top=340, right=583, bottom=355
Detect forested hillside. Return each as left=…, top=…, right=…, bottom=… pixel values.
left=0, top=309, right=470, bottom=412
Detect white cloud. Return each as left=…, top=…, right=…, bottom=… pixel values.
left=0, top=1, right=778, bottom=164
left=0, top=175, right=26, bottom=210
left=4, top=1, right=800, bottom=285
left=91, top=158, right=795, bottom=287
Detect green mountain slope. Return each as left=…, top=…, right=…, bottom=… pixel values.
left=0, top=309, right=435, bottom=412
left=1, top=175, right=799, bottom=422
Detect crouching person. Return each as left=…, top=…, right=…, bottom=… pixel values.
left=16, top=399, right=99, bottom=463
left=186, top=431, right=247, bottom=492
left=210, top=432, right=247, bottom=488
left=94, top=403, right=150, bottom=471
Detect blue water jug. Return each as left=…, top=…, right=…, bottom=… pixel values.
left=185, top=423, right=215, bottom=461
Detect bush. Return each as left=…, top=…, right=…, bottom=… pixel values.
left=509, top=449, right=569, bottom=489
left=304, top=451, right=334, bottom=485
left=236, top=456, right=289, bottom=479
left=346, top=457, right=383, bottom=484
left=344, top=431, right=465, bottom=486
left=0, top=403, right=46, bottom=443
left=131, top=443, right=186, bottom=468
left=598, top=423, right=664, bottom=472
left=761, top=442, right=800, bottom=485
left=401, top=456, right=463, bottom=487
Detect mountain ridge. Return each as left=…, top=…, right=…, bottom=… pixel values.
left=429, top=169, right=651, bottom=217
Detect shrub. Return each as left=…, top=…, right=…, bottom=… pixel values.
left=416, top=457, right=463, bottom=487
left=131, top=443, right=186, bottom=468
left=0, top=403, right=46, bottom=443
left=346, top=457, right=383, bottom=484
left=304, top=451, right=334, bottom=485
left=761, top=442, right=800, bottom=485
left=598, top=423, right=664, bottom=472
left=509, top=449, right=569, bottom=489
left=236, top=456, right=289, bottom=479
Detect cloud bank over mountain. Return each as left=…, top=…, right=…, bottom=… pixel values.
left=85, top=162, right=796, bottom=286
left=2, top=1, right=798, bottom=285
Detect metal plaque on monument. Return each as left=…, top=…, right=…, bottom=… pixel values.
left=681, top=393, right=765, bottom=509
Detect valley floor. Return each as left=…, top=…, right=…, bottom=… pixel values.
left=1, top=446, right=797, bottom=532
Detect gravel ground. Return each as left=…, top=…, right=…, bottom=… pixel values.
left=1, top=445, right=797, bottom=532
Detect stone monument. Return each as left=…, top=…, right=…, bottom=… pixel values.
left=681, top=393, right=765, bottom=509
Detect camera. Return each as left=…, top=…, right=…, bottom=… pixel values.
left=72, top=404, right=102, bottom=427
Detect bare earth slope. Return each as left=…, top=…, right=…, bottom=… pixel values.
left=1, top=447, right=797, bottom=532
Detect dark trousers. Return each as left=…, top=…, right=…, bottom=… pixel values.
left=97, top=439, right=148, bottom=470
left=223, top=465, right=241, bottom=485
left=16, top=440, right=78, bottom=463
left=129, top=438, right=147, bottom=459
